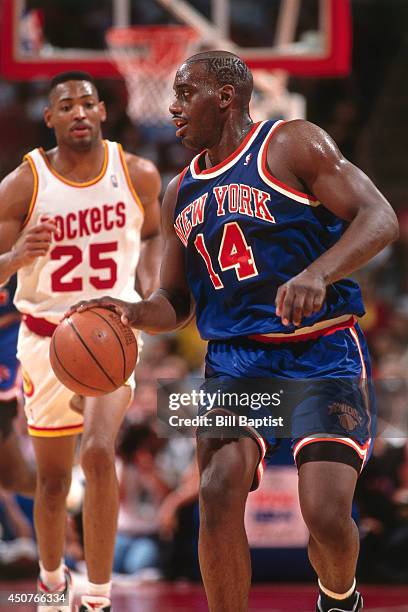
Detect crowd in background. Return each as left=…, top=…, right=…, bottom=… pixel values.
left=1, top=0, right=408, bottom=588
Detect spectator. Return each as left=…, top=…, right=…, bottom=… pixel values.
left=114, top=421, right=198, bottom=580
left=0, top=488, right=37, bottom=578
left=356, top=440, right=408, bottom=584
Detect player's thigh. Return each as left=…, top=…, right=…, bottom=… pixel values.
left=82, top=384, right=132, bottom=444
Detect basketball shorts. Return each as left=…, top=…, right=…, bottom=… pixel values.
left=199, top=324, right=376, bottom=489
left=17, top=322, right=138, bottom=438
left=0, top=321, right=21, bottom=438
left=0, top=321, right=20, bottom=401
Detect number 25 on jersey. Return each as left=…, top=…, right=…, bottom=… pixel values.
left=50, top=242, right=118, bottom=292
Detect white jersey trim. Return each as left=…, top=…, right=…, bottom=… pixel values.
left=257, top=121, right=321, bottom=206
left=189, top=121, right=266, bottom=180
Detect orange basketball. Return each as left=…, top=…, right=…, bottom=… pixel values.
left=49, top=307, right=138, bottom=396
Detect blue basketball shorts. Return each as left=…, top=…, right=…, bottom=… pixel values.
left=200, top=324, right=375, bottom=489
left=0, top=321, right=20, bottom=401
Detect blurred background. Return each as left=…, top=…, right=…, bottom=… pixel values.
left=0, top=0, right=407, bottom=609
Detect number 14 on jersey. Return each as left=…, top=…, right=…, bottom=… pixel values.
left=194, top=222, right=258, bottom=289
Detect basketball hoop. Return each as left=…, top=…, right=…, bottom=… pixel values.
left=106, top=25, right=200, bottom=126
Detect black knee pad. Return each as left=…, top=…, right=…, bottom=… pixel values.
left=296, top=440, right=363, bottom=474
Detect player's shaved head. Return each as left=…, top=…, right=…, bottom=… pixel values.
left=185, top=50, right=253, bottom=106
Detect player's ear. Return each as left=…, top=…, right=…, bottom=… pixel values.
left=98, top=101, right=107, bottom=123
left=43, top=106, right=53, bottom=128
left=219, top=84, right=235, bottom=109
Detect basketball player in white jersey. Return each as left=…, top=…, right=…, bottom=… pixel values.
left=0, top=71, right=162, bottom=612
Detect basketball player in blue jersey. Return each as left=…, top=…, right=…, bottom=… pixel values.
left=0, top=275, right=36, bottom=496
left=67, top=52, right=399, bottom=612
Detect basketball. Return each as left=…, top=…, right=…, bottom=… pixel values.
left=49, top=307, right=138, bottom=396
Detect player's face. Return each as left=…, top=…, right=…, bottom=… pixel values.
left=170, top=62, right=223, bottom=150
left=44, top=80, right=106, bottom=151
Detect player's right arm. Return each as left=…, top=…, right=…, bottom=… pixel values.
left=0, top=162, right=55, bottom=285
left=65, top=174, right=192, bottom=332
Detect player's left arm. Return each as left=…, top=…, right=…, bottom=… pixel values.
left=273, top=120, right=399, bottom=326
left=125, top=152, right=162, bottom=298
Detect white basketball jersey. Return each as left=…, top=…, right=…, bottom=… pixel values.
left=14, top=141, right=144, bottom=324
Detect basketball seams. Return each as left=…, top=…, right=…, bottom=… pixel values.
left=48, top=307, right=137, bottom=395
left=88, top=309, right=128, bottom=381
left=66, top=317, right=119, bottom=388
left=50, top=333, right=109, bottom=394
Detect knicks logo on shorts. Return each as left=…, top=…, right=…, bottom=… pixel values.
left=22, top=368, right=35, bottom=398
left=328, top=402, right=362, bottom=431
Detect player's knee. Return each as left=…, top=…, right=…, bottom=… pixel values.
left=302, top=497, right=351, bottom=545
left=37, top=472, right=71, bottom=505
left=199, top=463, right=248, bottom=529
left=80, top=440, right=115, bottom=479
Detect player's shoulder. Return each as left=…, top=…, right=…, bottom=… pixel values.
left=121, top=150, right=160, bottom=182
left=273, top=119, right=337, bottom=153
left=120, top=149, right=162, bottom=204
left=0, top=158, right=35, bottom=201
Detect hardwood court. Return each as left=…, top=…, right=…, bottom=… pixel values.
left=0, top=580, right=407, bottom=611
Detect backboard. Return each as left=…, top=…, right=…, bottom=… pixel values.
left=0, top=0, right=352, bottom=80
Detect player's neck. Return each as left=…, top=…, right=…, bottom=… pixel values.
left=47, top=139, right=105, bottom=183
left=205, top=115, right=254, bottom=169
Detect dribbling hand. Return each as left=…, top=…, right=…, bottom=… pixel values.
left=275, top=268, right=326, bottom=327
left=64, top=296, right=139, bottom=327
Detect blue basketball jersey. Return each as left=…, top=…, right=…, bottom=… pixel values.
left=0, top=275, right=18, bottom=317
left=174, top=120, right=365, bottom=341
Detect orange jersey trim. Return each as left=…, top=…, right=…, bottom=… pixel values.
left=21, top=154, right=39, bottom=229
left=28, top=423, right=84, bottom=438
left=117, top=144, right=144, bottom=215
left=38, top=141, right=109, bottom=187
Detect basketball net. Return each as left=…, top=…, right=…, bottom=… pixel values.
left=250, top=69, right=306, bottom=122
left=106, top=25, right=200, bottom=126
